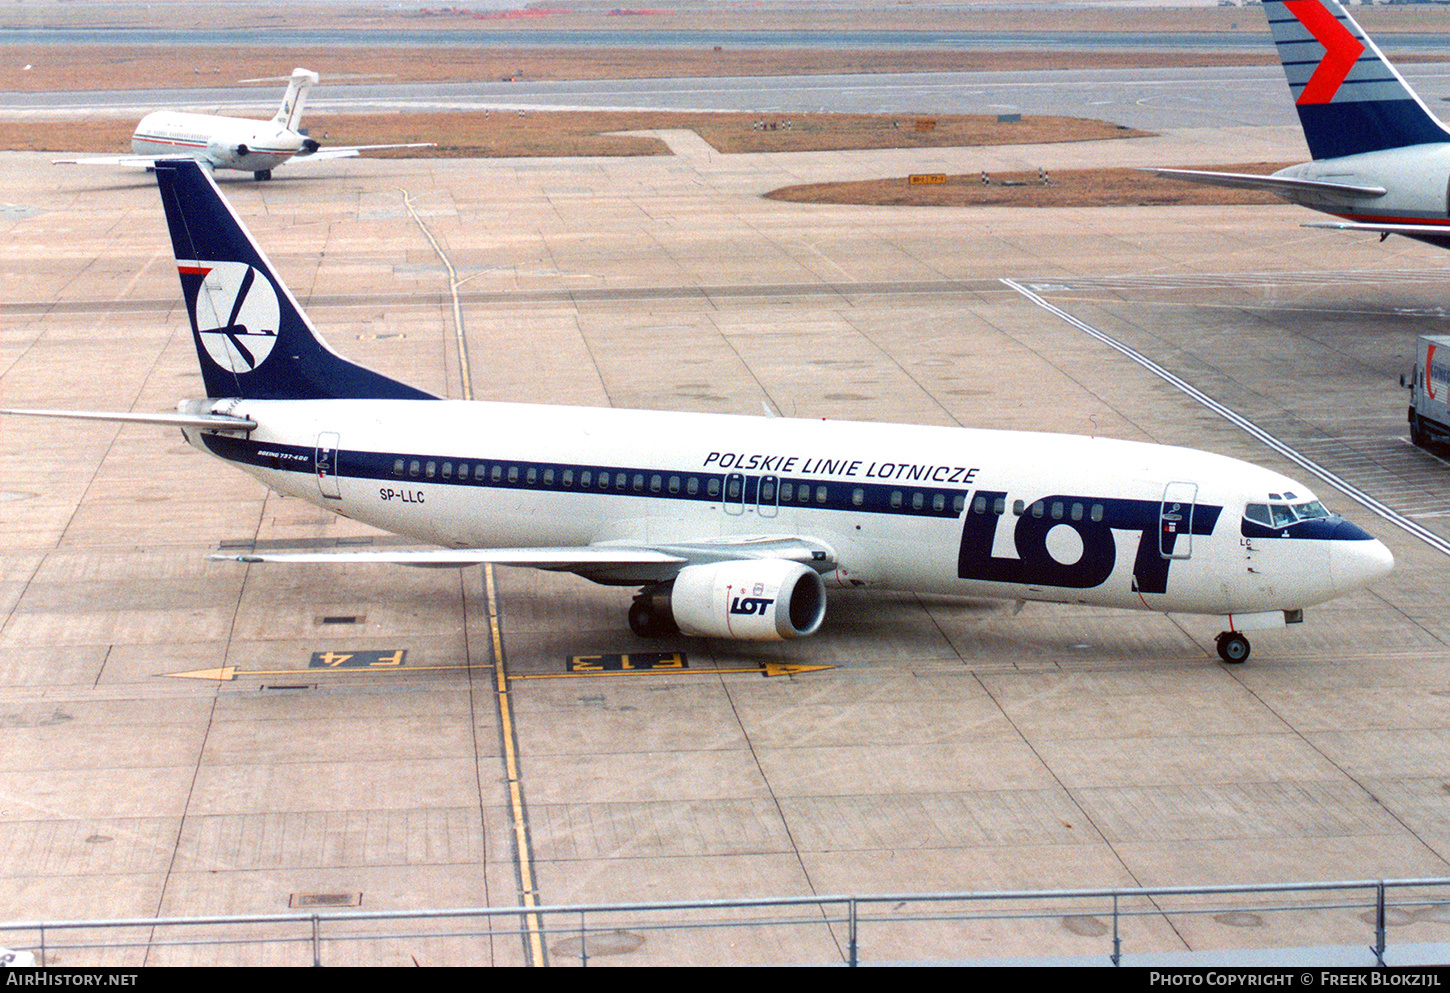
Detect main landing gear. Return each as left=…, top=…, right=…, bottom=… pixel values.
left=1215, top=631, right=1251, bottom=664
left=628, top=588, right=678, bottom=638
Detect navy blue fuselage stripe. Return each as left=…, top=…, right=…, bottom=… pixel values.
left=202, top=434, right=974, bottom=519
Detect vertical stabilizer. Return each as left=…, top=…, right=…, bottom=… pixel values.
left=1263, top=0, right=1450, bottom=159
left=154, top=159, right=437, bottom=401
left=271, top=68, right=318, bottom=131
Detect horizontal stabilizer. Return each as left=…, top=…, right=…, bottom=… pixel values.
left=211, top=546, right=688, bottom=570
left=1304, top=219, right=1450, bottom=235
left=0, top=407, right=255, bottom=431
left=1152, top=168, right=1385, bottom=198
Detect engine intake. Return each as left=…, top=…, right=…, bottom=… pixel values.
left=669, top=559, right=826, bottom=641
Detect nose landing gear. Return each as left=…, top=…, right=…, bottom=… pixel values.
left=1215, top=631, right=1251, bottom=664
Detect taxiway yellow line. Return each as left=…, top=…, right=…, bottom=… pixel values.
left=486, top=563, right=546, bottom=967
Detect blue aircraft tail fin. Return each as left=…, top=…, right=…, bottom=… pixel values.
left=154, top=159, right=437, bottom=401
left=1263, top=0, right=1450, bottom=159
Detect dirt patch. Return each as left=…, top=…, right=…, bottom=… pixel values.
left=0, top=44, right=1293, bottom=94
left=8, top=111, right=1150, bottom=159
left=764, top=164, right=1296, bottom=209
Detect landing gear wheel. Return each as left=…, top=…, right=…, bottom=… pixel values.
left=254, top=169, right=273, bottom=181
left=628, top=597, right=677, bottom=638
left=1216, top=632, right=1251, bottom=664
left=1411, top=413, right=1427, bottom=448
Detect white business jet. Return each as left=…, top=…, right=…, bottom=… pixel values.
left=1, top=161, right=1395, bottom=663
left=53, top=68, right=432, bottom=181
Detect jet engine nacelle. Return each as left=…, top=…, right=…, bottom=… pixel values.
left=206, top=138, right=248, bottom=166
left=670, top=559, right=827, bottom=641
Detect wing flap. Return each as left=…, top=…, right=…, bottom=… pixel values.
left=211, top=547, right=689, bottom=570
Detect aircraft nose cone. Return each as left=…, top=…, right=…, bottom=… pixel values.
left=1329, top=535, right=1395, bottom=592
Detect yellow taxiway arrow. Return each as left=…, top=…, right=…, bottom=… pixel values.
left=165, top=661, right=834, bottom=682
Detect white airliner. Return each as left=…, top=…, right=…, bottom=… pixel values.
left=53, top=68, right=432, bottom=181
left=1, top=161, right=1394, bottom=663
left=1157, top=0, right=1450, bottom=250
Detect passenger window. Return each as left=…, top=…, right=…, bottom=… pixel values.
left=425, top=461, right=436, bottom=479
left=991, top=497, right=1004, bottom=515
left=393, top=458, right=405, bottom=477
left=707, top=478, right=721, bottom=497
left=458, top=463, right=469, bottom=480
left=815, top=485, right=828, bottom=504
left=615, top=473, right=627, bottom=490
left=507, top=466, right=519, bottom=483
left=1071, top=502, right=1083, bottom=522
left=441, top=462, right=452, bottom=478
left=1091, top=504, right=1104, bottom=523
left=650, top=474, right=662, bottom=493
left=1013, top=500, right=1025, bottom=516
left=800, top=485, right=811, bottom=504
left=762, top=479, right=777, bottom=502
left=953, top=495, right=966, bottom=514
left=491, top=465, right=503, bottom=483
left=668, top=476, right=680, bottom=494
left=687, top=477, right=699, bottom=496
left=580, top=470, right=592, bottom=487
left=973, top=495, right=986, bottom=514
left=526, top=467, right=538, bottom=485
left=1050, top=501, right=1063, bottom=520
left=890, top=491, right=903, bottom=509
left=851, top=487, right=863, bottom=507
left=1031, top=501, right=1044, bottom=518
left=409, top=460, right=420, bottom=477
left=726, top=477, right=741, bottom=500
left=780, top=482, right=794, bottom=502
left=543, top=468, right=554, bottom=486
left=633, top=474, right=644, bottom=493
left=603, top=472, right=614, bottom=490
left=912, top=492, right=924, bottom=511
left=562, top=469, right=574, bottom=487
left=933, top=494, right=946, bottom=512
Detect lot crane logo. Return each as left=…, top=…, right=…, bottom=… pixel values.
left=1283, top=0, right=1366, bottom=105
left=184, top=261, right=280, bottom=373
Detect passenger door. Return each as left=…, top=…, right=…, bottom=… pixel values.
left=1159, top=481, right=1197, bottom=560
left=316, top=431, right=342, bottom=500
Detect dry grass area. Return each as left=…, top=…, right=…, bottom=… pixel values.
left=765, top=164, right=1295, bottom=209
left=0, top=44, right=1290, bottom=94
left=5, top=111, right=1149, bottom=159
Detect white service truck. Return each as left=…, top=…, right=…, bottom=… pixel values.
left=1409, top=334, right=1450, bottom=450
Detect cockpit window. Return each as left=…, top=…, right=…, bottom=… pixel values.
left=1292, top=500, right=1329, bottom=520
left=1270, top=504, right=1296, bottom=527
left=1245, top=503, right=1272, bottom=527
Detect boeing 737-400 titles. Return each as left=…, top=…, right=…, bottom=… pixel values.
left=53, top=68, right=432, bottom=180
left=1158, top=0, right=1450, bottom=249
left=1, top=161, right=1395, bottom=663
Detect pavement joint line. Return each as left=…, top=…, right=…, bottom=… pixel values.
left=1000, top=277, right=1450, bottom=560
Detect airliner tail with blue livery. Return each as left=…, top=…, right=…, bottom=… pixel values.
left=1, top=160, right=1395, bottom=662
left=1157, top=0, right=1450, bottom=249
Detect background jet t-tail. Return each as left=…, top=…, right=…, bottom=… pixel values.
left=1155, top=0, right=1450, bottom=249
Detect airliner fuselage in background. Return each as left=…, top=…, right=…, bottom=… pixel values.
left=1, top=161, right=1395, bottom=663
left=1157, top=0, right=1450, bottom=249
left=54, top=69, right=431, bottom=180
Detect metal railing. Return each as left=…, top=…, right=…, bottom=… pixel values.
left=3, top=877, right=1449, bottom=967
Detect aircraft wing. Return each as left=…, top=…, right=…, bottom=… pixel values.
left=211, top=534, right=836, bottom=582
left=52, top=154, right=213, bottom=172
left=291, top=143, right=436, bottom=162
left=1151, top=168, right=1386, bottom=198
